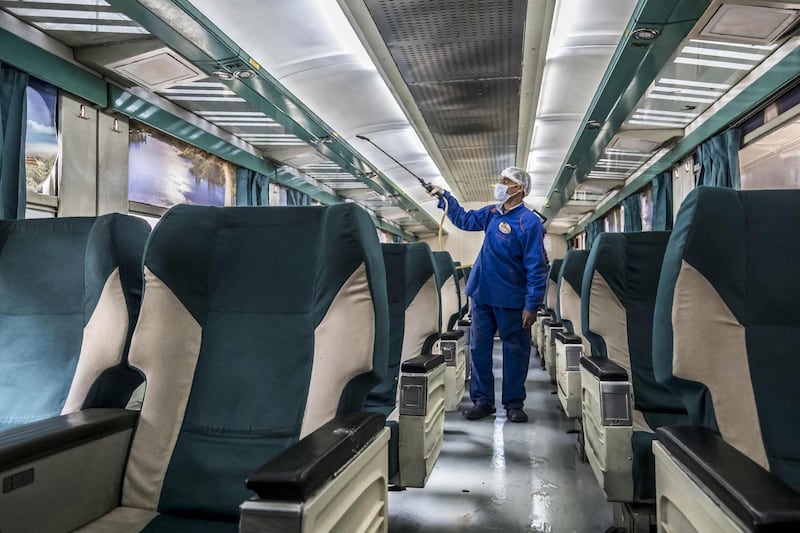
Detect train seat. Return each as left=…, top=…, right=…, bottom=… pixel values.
left=579, top=232, right=688, bottom=511
left=0, top=204, right=391, bottom=533
left=454, top=262, right=472, bottom=380
left=365, top=243, right=446, bottom=488
left=542, top=260, right=568, bottom=382
left=651, top=188, right=800, bottom=532
left=535, top=259, right=563, bottom=374
left=554, top=250, right=590, bottom=418
left=0, top=215, right=149, bottom=430
left=432, top=251, right=467, bottom=412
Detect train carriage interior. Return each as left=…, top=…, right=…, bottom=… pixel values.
left=1, top=0, right=800, bottom=531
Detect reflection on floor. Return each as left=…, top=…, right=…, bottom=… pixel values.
left=389, top=341, right=613, bottom=532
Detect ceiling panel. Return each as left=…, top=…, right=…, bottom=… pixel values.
left=364, top=0, right=527, bottom=201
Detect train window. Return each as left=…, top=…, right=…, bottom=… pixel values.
left=640, top=186, right=654, bottom=232
left=24, top=78, right=57, bottom=196
left=604, top=205, right=624, bottom=233
left=740, top=115, right=800, bottom=190
left=24, top=207, right=55, bottom=219
left=128, top=121, right=235, bottom=209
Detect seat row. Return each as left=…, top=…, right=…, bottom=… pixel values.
left=0, top=204, right=470, bottom=532
left=535, top=187, right=800, bottom=532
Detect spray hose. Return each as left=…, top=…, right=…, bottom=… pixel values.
left=438, top=195, right=447, bottom=251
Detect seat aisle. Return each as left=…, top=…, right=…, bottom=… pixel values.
left=389, top=341, right=612, bottom=532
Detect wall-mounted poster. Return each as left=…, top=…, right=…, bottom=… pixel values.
left=25, top=78, right=58, bottom=195
left=129, top=121, right=235, bottom=208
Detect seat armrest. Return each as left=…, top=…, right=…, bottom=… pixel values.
left=402, top=354, right=445, bottom=373
left=457, top=319, right=470, bottom=328
left=246, top=412, right=385, bottom=501
left=548, top=321, right=563, bottom=328
left=555, top=331, right=582, bottom=344
left=0, top=409, right=138, bottom=471
left=657, top=426, right=800, bottom=530
left=580, top=356, right=628, bottom=381
left=441, top=330, right=464, bottom=341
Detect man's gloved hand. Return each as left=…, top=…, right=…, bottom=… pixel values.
left=427, top=185, right=444, bottom=198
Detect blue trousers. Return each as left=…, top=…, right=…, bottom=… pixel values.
left=469, top=302, right=531, bottom=410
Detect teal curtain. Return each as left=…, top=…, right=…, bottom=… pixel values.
left=0, top=62, right=28, bottom=219
left=235, top=168, right=270, bottom=206
left=623, top=194, right=642, bottom=232
left=652, top=171, right=673, bottom=231
left=695, top=129, right=741, bottom=189
left=287, top=188, right=310, bottom=206
left=586, top=219, right=604, bottom=249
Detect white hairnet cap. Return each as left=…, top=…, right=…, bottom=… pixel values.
left=501, top=167, right=531, bottom=196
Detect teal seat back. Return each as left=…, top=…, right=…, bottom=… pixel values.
left=365, top=243, right=439, bottom=417
left=121, top=204, right=389, bottom=520
left=0, top=215, right=149, bottom=429
left=545, top=259, right=563, bottom=311
left=653, top=187, right=800, bottom=492
left=556, top=251, right=590, bottom=351
left=432, top=251, right=461, bottom=330
left=582, top=231, right=685, bottom=425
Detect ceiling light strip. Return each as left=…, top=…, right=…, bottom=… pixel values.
left=681, top=46, right=765, bottom=61
left=634, top=108, right=699, bottom=118
left=160, top=89, right=236, bottom=95
left=658, top=77, right=731, bottom=90
left=33, top=22, right=146, bottom=33
left=688, top=38, right=777, bottom=51
left=646, top=93, right=716, bottom=104
left=674, top=56, right=755, bottom=71
left=166, top=96, right=246, bottom=102
left=628, top=119, right=689, bottom=127
left=631, top=114, right=687, bottom=124
left=651, top=86, right=724, bottom=97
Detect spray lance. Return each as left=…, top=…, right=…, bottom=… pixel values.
left=355, top=135, right=449, bottom=250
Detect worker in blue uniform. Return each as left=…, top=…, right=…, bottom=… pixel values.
left=429, top=167, right=547, bottom=422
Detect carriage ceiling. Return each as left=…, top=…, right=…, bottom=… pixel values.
left=1, top=0, right=798, bottom=237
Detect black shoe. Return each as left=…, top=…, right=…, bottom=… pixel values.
left=462, top=403, right=496, bottom=420
left=507, top=408, right=528, bottom=423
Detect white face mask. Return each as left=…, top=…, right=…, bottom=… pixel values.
left=494, top=183, right=520, bottom=202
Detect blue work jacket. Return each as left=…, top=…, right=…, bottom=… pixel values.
left=440, top=191, right=547, bottom=312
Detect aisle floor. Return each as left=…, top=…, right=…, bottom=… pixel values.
left=388, top=341, right=613, bottom=532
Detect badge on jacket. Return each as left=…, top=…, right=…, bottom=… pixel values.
left=499, top=222, right=511, bottom=235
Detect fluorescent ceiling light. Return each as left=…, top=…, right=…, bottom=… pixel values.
left=249, top=141, right=307, bottom=146
left=658, top=77, right=731, bottom=90
left=634, top=107, right=699, bottom=118
left=239, top=134, right=299, bottom=138
left=212, top=122, right=278, bottom=127
left=586, top=170, right=628, bottom=176
left=651, top=86, right=724, bottom=97
left=689, top=38, right=776, bottom=50
left=646, top=93, right=716, bottom=104
left=34, top=22, right=146, bottom=33
left=210, top=118, right=275, bottom=123
left=160, top=89, right=236, bottom=95
left=197, top=111, right=267, bottom=116
left=674, top=56, right=755, bottom=70
left=8, top=8, right=128, bottom=19
left=605, top=148, right=650, bottom=156
left=596, top=162, right=640, bottom=169
left=682, top=46, right=765, bottom=61
left=628, top=119, right=690, bottom=127
left=166, top=96, right=246, bottom=102
left=631, top=113, right=687, bottom=123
